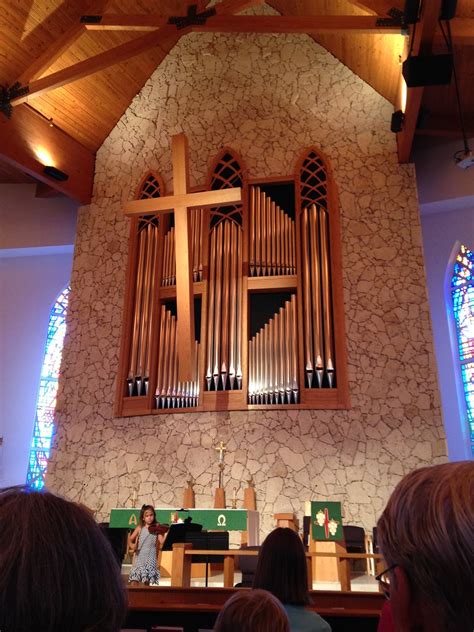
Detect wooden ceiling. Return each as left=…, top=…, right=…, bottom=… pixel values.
left=1, top=0, right=472, bottom=202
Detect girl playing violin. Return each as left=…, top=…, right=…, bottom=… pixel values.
left=128, top=505, right=168, bottom=585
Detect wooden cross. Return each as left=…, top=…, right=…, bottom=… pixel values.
left=123, top=133, right=242, bottom=381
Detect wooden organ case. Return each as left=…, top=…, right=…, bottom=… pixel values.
left=116, top=146, right=349, bottom=416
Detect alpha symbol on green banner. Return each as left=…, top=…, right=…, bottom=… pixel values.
left=128, top=513, right=138, bottom=527
left=217, top=514, right=226, bottom=527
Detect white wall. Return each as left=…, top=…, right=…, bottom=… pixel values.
left=414, top=136, right=474, bottom=460
left=420, top=206, right=474, bottom=460
left=0, top=184, right=77, bottom=486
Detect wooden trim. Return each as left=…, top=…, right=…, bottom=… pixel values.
left=191, top=14, right=402, bottom=34
left=121, top=396, right=152, bottom=416
left=114, top=216, right=140, bottom=417
left=83, top=14, right=168, bottom=31
left=127, top=585, right=384, bottom=617
left=247, top=275, right=297, bottom=291
left=247, top=174, right=293, bottom=185
left=159, top=281, right=205, bottom=300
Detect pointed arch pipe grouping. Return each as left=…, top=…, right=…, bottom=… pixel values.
left=248, top=294, right=298, bottom=404
left=155, top=304, right=200, bottom=409
left=249, top=185, right=296, bottom=277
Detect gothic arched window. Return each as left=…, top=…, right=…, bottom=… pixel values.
left=451, top=244, right=474, bottom=455
left=26, top=286, right=70, bottom=489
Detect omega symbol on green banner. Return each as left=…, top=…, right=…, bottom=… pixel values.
left=217, top=514, right=226, bottom=527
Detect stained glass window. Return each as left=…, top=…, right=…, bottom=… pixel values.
left=451, top=244, right=474, bottom=456
left=26, top=287, right=70, bottom=489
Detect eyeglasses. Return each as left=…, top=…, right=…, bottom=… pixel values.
left=375, top=564, right=398, bottom=599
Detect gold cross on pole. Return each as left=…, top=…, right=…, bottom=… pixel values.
left=214, top=441, right=227, bottom=463
left=123, top=133, right=242, bottom=381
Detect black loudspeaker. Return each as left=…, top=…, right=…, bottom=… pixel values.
left=403, top=0, right=420, bottom=24
left=440, top=0, right=457, bottom=20
left=402, top=54, right=453, bottom=87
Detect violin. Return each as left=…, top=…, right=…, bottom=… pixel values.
left=148, top=523, right=170, bottom=536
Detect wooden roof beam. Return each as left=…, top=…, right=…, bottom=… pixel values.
left=85, top=14, right=403, bottom=35
left=396, top=0, right=443, bottom=163
left=16, top=1, right=112, bottom=84
left=10, top=0, right=264, bottom=107
left=0, top=105, right=95, bottom=204
left=10, top=25, right=187, bottom=107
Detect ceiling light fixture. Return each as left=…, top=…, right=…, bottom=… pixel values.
left=43, top=165, right=69, bottom=181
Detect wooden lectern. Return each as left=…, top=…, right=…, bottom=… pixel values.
left=274, top=512, right=298, bottom=531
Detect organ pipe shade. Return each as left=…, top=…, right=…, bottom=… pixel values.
left=127, top=217, right=159, bottom=396
left=206, top=218, right=243, bottom=391
left=248, top=295, right=298, bottom=404
left=249, top=185, right=296, bottom=277
left=155, top=304, right=200, bottom=409
left=300, top=204, right=335, bottom=388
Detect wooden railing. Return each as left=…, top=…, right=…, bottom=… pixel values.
left=169, top=543, right=384, bottom=591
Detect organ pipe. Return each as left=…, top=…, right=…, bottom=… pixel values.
left=300, top=203, right=335, bottom=388
left=155, top=304, right=200, bottom=409
left=206, top=218, right=243, bottom=391
left=127, top=219, right=159, bottom=396
left=249, top=186, right=296, bottom=277
left=248, top=295, right=298, bottom=404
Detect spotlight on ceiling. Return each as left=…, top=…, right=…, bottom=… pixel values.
left=390, top=110, right=405, bottom=133
left=43, top=166, right=69, bottom=181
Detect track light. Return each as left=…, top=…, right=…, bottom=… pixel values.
left=43, top=166, right=69, bottom=181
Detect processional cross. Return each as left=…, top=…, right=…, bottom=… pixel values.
left=124, top=133, right=242, bottom=381
left=214, top=441, right=227, bottom=488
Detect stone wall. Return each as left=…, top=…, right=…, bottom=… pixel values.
left=46, top=12, right=447, bottom=537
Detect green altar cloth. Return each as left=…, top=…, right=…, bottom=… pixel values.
left=110, top=508, right=250, bottom=532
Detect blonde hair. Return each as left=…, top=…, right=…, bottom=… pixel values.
left=214, top=589, right=289, bottom=632
left=377, top=461, right=474, bottom=632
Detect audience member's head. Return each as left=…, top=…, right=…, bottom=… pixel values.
left=377, top=461, right=474, bottom=632
left=0, top=486, right=127, bottom=632
left=214, top=589, right=289, bottom=632
left=253, top=527, right=310, bottom=605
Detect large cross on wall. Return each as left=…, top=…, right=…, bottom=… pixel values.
left=123, top=133, right=242, bottom=382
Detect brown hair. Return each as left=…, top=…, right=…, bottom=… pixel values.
left=0, top=486, right=128, bottom=632
left=214, top=589, right=289, bottom=632
left=377, top=461, right=474, bottom=632
left=139, top=504, right=156, bottom=526
left=253, top=527, right=310, bottom=605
